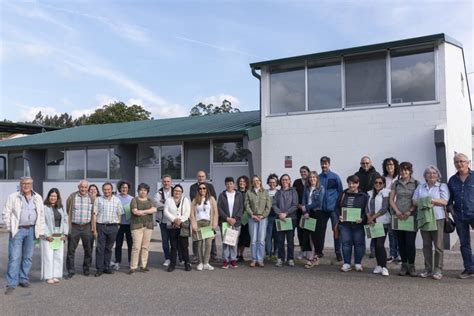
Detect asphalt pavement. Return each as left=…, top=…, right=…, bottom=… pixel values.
left=0, top=228, right=473, bottom=315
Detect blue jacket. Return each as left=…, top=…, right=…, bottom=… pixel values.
left=302, top=186, right=325, bottom=214
left=448, top=169, right=474, bottom=220
left=320, top=170, right=343, bottom=212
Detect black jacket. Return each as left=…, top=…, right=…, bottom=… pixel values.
left=355, top=167, right=381, bottom=193
left=217, top=190, right=244, bottom=226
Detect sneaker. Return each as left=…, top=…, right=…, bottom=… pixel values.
left=203, top=264, right=214, bottom=271
left=408, top=264, right=417, bottom=277
left=113, top=263, right=120, bottom=271
left=399, top=263, right=408, bottom=276
left=355, top=264, right=363, bottom=272
left=335, top=253, right=342, bottom=262
left=258, top=262, right=265, bottom=267
left=386, top=256, right=394, bottom=263
left=373, top=266, right=383, bottom=274
left=178, top=261, right=185, bottom=266
left=185, top=263, right=192, bottom=271
left=222, top=261, right=229, bottom=269
left=419, top=270, right=432, bottom=278
left=275, top=259, right=283, bottom=267
left=395, top=257, right=402, bottom=265
left=47, top=279, right=55, bottom=284
left=53, top=278, right=60, bottom=283
left=19, top=282, right=30, bottom=288
left=140, top=267, right=150, bottom=272
left=5, top=287, right=14, bottom=295
left=381, top=267, right=389, bottom=276
left=458, top=270, right=474, bottom=279
left=127, top=269, right=136, bottom=275
left=249, top=260, right=256, bottom=267
left=196, top=263, right=204, bottom=271
left=288, top=260, right=295, bottom=267
left=163, top=259, right=171, bottom=267
left=432, top=272, right=443, bottom=280
left=230, top=261, right=238, bottom=268
left=341, top=263, right=352, bottom=272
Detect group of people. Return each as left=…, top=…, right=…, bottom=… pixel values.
left=2, top=152, right=473, bottom=295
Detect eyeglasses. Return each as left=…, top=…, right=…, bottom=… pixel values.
left=198, top=187, right=207, bottom=191
left=374, top=181, right=384, bottom=185
left=454, top=160, right=468, bottom=164
left=360, top=162, right=370, bottom=165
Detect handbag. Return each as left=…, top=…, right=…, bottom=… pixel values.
left=444, top=210, right=456, bottom=234
left=173, top=198, right=190, bottom=237
left=223, top=226, right=239, bottom=246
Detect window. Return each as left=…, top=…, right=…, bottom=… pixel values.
left=161, top=145, right=182, bottom=179
left=345, top=52, right=387, bottom=107
left=0, top=154, right=6, bottom=179
left=213, top=140, right=247, bottom=163
left=109, top=149, right=121, bottom=179
left=66, top=149, right=85, bottom=179
left=87, top=148, right=108, bottom=178
left=184, top=141, right=210, bottom=179
left=8, top=152, right=24, bottom=179
left=270, top=66, right=305, bottom=114
left=308, top=61, right=342, bottom=110
left=391, top=47, right=435, bottom=104
left=47, top=149, right=65, bottom=180
left=138, top=144, right=160, bottom=167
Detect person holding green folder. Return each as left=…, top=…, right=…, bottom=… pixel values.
left=412, top=165, right=449, bottom=280
left=41, top=188, right=68, bottom=284
left=301, top=171, right=325, bottom=268
left=112, top=180, right=133, bottom=271
left=389, top=161, right=419, bottom=277
left=273, top=174, right=299, bottom=267
left=366, top=176, right=391, bottom=276
left=337, top=175, right=368, bottom=272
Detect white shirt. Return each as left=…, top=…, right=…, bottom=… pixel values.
left=226, top=191, right=236, bottom=217
left=196, top=201, right=211, bottom=221
left=163, top=189, right=171, bottom=200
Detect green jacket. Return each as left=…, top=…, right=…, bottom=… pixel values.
left=245, top=188, right=272, bottom=218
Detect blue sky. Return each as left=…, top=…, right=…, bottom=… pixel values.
left=0, top=0, right=472, bottom=122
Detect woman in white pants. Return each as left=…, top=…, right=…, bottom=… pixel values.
left=41, top=188, right=69, bottom=284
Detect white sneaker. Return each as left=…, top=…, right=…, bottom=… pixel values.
left=203, top=264, right=214, bottom=271
left=162, top=259, right=170, bottom=267
left=275, top=259, right=283, bottom=267
left=196, top=263, right=203, bottom=271
left=341, top=263, right=352, bottom=272
left=373, top=265, right=383, bottom=274
left=381, top=267, right=389, bottom=276
left=113, top=263, right=120, bottom=271
left=178, top=261, right=185, bottom=266
left=288, top=260, right=295, bottom=267
left=355, top=264, right=363, bottom=272
left=109, top=261, right=116, bottom=268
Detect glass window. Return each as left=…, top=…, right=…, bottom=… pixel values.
left=184, top=141, right=210, bottom=179
left=8, top=152, right=24, bottom=179
left=66, top=149, right=85, bottom=179
left=109, top=149, right=121, bottom=180
left=391, top=48, right=435, bottom=104
left=0, top=154, right=6, bottom=179
left=308, top=62, right=342, bottom=110
left=270, top=66, right=305, bottom=114
left=345, top=53, right=387, bottom=107
left=213, top=140, right=247, bottom=163
left=87, top=148, right=108, bottom=179
left=138, top=144, right=160, bottom=167
left=161, top=145, right=182, bottom=179
left=46, top=149, right=65, bottom=180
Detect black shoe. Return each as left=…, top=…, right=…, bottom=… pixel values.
left=167, top=265, right=175, bottom=272
left=83, top=270, right=90, bottom=276
left=336, top=253, right=343, bottom=262
left=139, top=267, right=149, bottom=272
left=95, top=271, right=103, bottom=277
left=237, top=256, right=244, bottom=263
left=316, top=253, right=324, bottom=258
left=185, top=263, right=192, bottom=271
left=386, top=256, right=394, bottom=263
left=65, top=272, right=75, bottom=279
left=103, top=269, right=114, bottom=275
left=5, top=287, right=14, bottom=295
left=19, top=282, right=30, bottom=288
left=127, top=269, right=136, bottom=275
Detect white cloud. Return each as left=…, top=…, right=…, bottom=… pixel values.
left=197, top=94, right=242, bottom=108
left=19, top=106, right=61, bottom=122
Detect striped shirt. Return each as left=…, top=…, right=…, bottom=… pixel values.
left=94, top=195, right=124, bottom=224
left=71, top=193, right=93, bottom=224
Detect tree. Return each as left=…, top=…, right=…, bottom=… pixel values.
left=86, top=102, right=151, bottom=124
left=29, top=111, right=77, bottom=128
left=189, top=99, right=240, bottom=116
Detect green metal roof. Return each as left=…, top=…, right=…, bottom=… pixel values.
left=250, top=33, right=461, bottom=69
left=0, top=111, right=261, bottom=150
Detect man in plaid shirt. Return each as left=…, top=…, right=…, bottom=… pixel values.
left=94, top=182, right=124, bottom=277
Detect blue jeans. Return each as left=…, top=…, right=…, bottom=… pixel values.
left=249, top=217, right=268, bottom=262
left=160, top=223, right=171, bottom=260
left=7, top=227, right=35, bottom=288
left=454, top=215, right=474, bottom=272
left=340, top=224, right=365, bottom=265
left=388, top=227, right=399, bottom=258
left=265, top=215, right=277, bottom=256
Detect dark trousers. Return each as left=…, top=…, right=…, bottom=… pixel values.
left=397, top=230, right=417, bottom=264
left=169, top=228, right=190, bottom=266
left=277, top=218, right=296, bottom=261
left=96, top=223, right=119, bottom=271
left=374, top=229, right=388, bottom=267
left=296, top=209, right=304, bottom=248
left=115, top=224, right=132, bottom=264
left=160, top=223, right=183, bottom=261
left=300, top=212, right=318, bottom=252
left=67, top=223, right=93, bottom=273
left=315, top=211, right=341, bottom=255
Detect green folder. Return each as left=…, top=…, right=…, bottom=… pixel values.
left=240, top=212, right=250, bottom=226
left=50, top=236, right=63, bottom=250
left=221, top=222, right=231, bottom=236
left=364, top=222, right=385, bottom=238
left=124, top=204, right=131, bottom=221
left=300, top=217, right=317, bottom=232
left=197, top=226, right=215, bottom=240
left=342, top=207, right=361, bottom=222
left=392, top=216, right=417, bottom=232
left=276, top=219, right=293, bottom=231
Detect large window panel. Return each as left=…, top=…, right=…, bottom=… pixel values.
left=270, top=66, right=305, bottom=114
left=47, top=149, right=65, bottom=180
left=109, top=149, right=121, bottom=179
left=66, top=149, right=85, bottom=179
left=138, top=144, right=160, bottom=167
left=345, top=53, right=387, bottom=107
left=87, top=148, right=108, bottom=178
left=161, top=145, right=182, bottom=179
left=308, top=62, right=342, bottom=110
left=184, top=141, right=210, bottom=179
left=8, top=152, right=24, bottom=179
left=391, top=48, right=435, bottom=104
left=213, top=140, right=247, bottom=163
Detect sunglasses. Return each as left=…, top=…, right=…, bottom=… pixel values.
left=198, top=187, right=207, bottom=190
left=374, top=181, right=384, bottom=185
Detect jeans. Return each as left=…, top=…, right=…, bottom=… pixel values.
left=6, top=227, right=35, bottom=288
left=276, top=218, right=296, bottom=261
left=339, top=224, right=365, bottom=265
left=265, top=215, right=277, bottom=256
left=222, top=226, right=241, bottom=262
left=96, top=223, right=119, bottom=271
left=67, top=223, right=93, bottom=273
left=160, top=223, right=171, bottom=260
left=115, top=224, right=132, bottom=264
left=315, top=211, right=341, bottom=255
left=396, top=230, right=417, bottom=264
left=454, top=215, right=474, bottom=272
left=249, top=217, right=268, bottom=262
left=388, top=227, right=399, bottom=258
